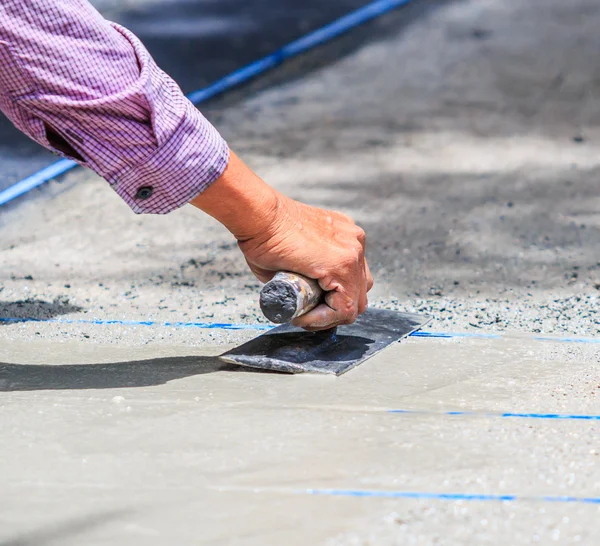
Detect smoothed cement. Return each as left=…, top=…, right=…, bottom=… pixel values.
left=1, top=337, right=599, bottom=544
left=1, top=0, right=600, bottom=543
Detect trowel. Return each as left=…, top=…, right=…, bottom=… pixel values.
left=220, top=272, right=430, bottom=375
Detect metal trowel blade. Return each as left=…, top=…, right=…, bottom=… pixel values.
left=220, top=308, right=431, bottom=375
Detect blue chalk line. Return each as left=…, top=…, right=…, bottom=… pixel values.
left=0, top=0, right=417, bottom=207
left=389, top=409, right=600, bottom=421
left=411, top=331, right=501, bottom=339
left=2, top=316, right=598, bottom=344
left=412, top=331, right=600, bottom=343
left=0, top=316, right=272, bottom=331
left=302, top=489, right=600, bottom=504
left=0, top=159, right=78, bottom=206
left=533, top=335, right=600, bottom=344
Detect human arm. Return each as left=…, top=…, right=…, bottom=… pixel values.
left=0, top=0, right=372, bottom=328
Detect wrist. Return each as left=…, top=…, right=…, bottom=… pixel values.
left=190, top=151, right=282, bottom=241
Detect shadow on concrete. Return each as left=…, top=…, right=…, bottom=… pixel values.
left=0, top=300, right=83, bottom=325
left=306, top=166, right=600, bottom=293
left=0, top=510, right=128, bottom=546
left=0, top=356, right=277, bottom=391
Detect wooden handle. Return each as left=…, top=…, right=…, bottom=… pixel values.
left=259, top=272, right=324, bottom=324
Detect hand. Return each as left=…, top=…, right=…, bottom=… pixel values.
left=190, top=151, right=374, bottom=330
left=239, top=195, right=373, bottom=330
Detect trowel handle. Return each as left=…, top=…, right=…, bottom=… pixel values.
left=259, top=272, right=324, bottom=324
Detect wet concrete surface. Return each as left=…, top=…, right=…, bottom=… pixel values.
left=0, top=0, right=380, bottom=195
left=1, top=0, right=600, bottom=543
left=1, top=337, right=599, bottom=544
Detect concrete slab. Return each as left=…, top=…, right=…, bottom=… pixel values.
left=1, top=0, right=600, bottom=543
left=1, top=337, right=599, bottom=544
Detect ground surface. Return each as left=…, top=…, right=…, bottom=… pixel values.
left=1, top=0, right=599, bottom=544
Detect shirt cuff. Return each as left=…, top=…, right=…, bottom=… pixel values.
left=112, top=100, right=230, bottom=214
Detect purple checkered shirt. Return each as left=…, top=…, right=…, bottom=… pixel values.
left=0, top=0, right=230, bottom=213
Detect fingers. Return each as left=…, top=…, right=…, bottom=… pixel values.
left=292, top=302, right=341, bottom=331
left=355, top=224, right=372, bottom=315
left=358, top=261, right=369, bottom=315
left=294, top=262, right=368, bottom=331
left=292, top=227, right=374, bottom=330
left=365, top=260, right=374, bottom=292
left=292, top=289, right=356, bottom=331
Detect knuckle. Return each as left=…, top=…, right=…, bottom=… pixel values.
left=355, top=226, right=366, bottom=243
left=318, top=274, right=336, bottom=291
left=342, top=253, right=360, bottom=270
left=351, top=239, right=363, bottom=253
left=337, top=298, right=354, bottom=315
left=342, top=310, right=359, bottom=325
left=339, top=300, right=359, bottom=324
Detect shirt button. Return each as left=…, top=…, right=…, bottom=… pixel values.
left=136, top=186, right=153, bottom=200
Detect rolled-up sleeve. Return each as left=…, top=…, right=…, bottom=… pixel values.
left=0, top=0, right=229, bottom=213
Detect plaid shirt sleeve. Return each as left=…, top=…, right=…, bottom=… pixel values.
left=0, top=0, right=230, bottom=214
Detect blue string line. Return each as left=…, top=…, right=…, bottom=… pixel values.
left=0, top=0, right=417, bottom=207
left=303, top=489, right=600, bottom=504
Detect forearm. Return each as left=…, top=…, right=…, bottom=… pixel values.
left=190, top=151, right=281, bottom=242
